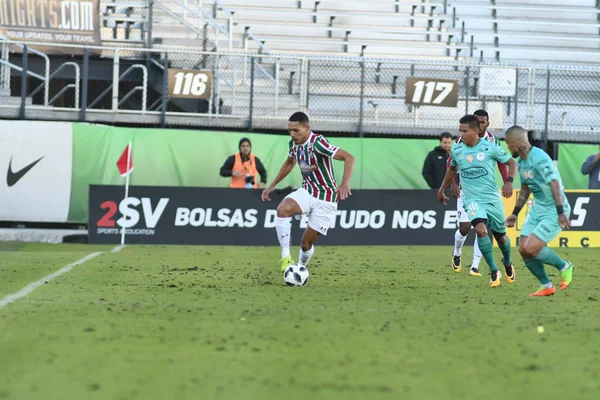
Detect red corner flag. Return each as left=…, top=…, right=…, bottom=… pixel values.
left=116, top=143, right=134, bottom=177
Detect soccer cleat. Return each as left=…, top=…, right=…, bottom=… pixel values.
left=529, top=286, right=556, bottom=297
left=559, top=262, right=574, bottom=290
left=490, top=270, right=501, bottom=288
left=502, top=259, right=515, bottom=284
left=469, top=267, right=482, bottom=277
left=280, top=256, right=294, bottom=272
left=451, top=255, right=462, bottom=273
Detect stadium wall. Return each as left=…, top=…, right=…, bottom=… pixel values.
left=1, top=120, right=596, bottom=225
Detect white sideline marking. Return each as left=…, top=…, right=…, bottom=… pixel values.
left=0, top=251, right=103, bottom=309
left=111, top=245, right=126, bottom=253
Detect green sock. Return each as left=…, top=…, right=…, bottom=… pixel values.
left=498, top=236, right=512, bottom=266
left=524, top=257, right=551, bottom=285
left=477, top=236, right=498, bottom=272
left=536, top=247, right=567, bottom=271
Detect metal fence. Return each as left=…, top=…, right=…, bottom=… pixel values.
left=1, top=40, right=599, bottom=143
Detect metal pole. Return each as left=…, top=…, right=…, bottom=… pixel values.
left=305, top=59, right=310, bottom=110
left=465, top=66, right=470, bottom=114
left=147, top=1, right=154, bottom=49
left=20, top=45, right=28, bottom=119
left=161, top=53, right=168, bottom=127
left=543, top=69, right=550, bottom=152
left=359, top=59, right=365, bottom=136
left=248, top=56, right=255, bottom=130
left=80, top=48, right=89, bottom=121
left=514, top=68, right=519, bottom=126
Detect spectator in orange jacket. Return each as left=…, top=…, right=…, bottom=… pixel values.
left=220, top=137, right=267, bottom=188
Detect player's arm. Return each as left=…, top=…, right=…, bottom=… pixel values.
left=438, top=163, right=458, bottom=205
left=333, top=149, right=355, bottom=200
left=506, top=184, right=530, bottom=227
left=550, top=179, right=571, bottom=230
left=496, top=161, right=509, bottom=182
left=502, top=158, right=517, bottom=198
left=448, top=140, right=461, bottom=197
left=261, top=156, right=296, bottom=201
left=492, top=144, right=517, bottom=198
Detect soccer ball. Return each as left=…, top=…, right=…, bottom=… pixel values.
left=283, top=264, right=310, bottom=286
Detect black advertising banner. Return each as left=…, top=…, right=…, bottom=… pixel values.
left=88, top=186, right=465, bottom=245
left=88, top=186, right=600, bottom=246
left=0, top=0, right=101, bottom=52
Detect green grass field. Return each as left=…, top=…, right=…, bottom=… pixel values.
left=1, top=243, right=599, bottom=400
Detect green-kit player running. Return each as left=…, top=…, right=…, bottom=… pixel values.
left=438, top=115, right=518, bottom=288
left=504, top=126, right=574, bottom=297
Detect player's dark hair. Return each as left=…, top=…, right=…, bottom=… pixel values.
left=289, top=112, right=310, bottom=125
left=473, top=109, right=489, bottom=119
left=459, top=115, right=479, bottom=130
left=440, top=132, right=452, bottom=140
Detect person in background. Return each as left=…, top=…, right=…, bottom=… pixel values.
left=581, top=146, right=600, bottom=190
left=220, top=137, right=267, bottom=188
left=422, top=132, right=453, bottom=189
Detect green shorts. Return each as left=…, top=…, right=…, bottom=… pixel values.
left=463, top=198, right=506, bottom=234
left=520, top=204, right=572, bottom=244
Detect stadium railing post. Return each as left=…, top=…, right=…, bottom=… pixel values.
left=248, top=56, right=255, bottom=130
left=543, top=69, right=551, bottom=152
left=358, top=58, right=365, bottom=136
left=514, top=69, right=519, bottom=126
left=19, top=45, right=28, bottom=119
left=80, top=48, right=89, bottom=122
left=464, top=65, right=470, bottom=114
left=161, top=52, right=168, bottom=127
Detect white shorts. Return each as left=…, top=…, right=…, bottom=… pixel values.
left=285, top=188, right=337, bottom=235
left=457, top=191, right=469, bottom=223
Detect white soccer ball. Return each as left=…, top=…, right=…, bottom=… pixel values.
left=283, top=264, right=310, bottom=286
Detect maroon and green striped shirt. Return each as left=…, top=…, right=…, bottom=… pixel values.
left=288, top=132, right=339, bottom=202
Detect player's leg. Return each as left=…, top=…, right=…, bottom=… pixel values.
left=470, top=235, right=482, bottom=276
left=466, top=200, right=501, bottom=287
left=276, top=189, right=309, bottom=270
left=299, top=227, right=319, bottom=267
left=519, top=235, right=557, bottom=296
left=488, top=200, right=515, bottom=284
left=299, top=198, right=337, bottom=268
left=452, top=195, right=471, bottom=273
left=516, top=210, right=553, bottom=295
left=521, top=207, right=574, bottom=294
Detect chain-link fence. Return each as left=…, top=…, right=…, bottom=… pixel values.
left=1, top=39, right=600, bottom=142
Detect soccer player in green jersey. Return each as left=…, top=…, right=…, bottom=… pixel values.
left=438, top=115, right=518, bottom=287
left=504, top=126, right=574, bottom=297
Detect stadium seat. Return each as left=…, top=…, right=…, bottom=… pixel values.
left=447, top=0, right=600, bottom=64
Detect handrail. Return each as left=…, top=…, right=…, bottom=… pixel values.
left=0, top=39, right=50, bottom=104
left=30, top=62, right=80, bottom=108
left=0, top=59, right=45, bottom=81
left=88, top=64, right=148, bottom=111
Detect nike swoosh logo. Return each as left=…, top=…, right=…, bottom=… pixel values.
left=7, top=155, right=44, bottom=187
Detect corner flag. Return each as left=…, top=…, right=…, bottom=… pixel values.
left=116, top=143, right=134, bottom=176
left=117, top=142, right=133, bottom=246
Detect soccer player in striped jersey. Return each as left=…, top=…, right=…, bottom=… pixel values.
left=447, top=109, right=511, bottom=276
left=261, top=112, right=356, bottom=271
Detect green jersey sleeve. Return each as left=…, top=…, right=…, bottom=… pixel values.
left=533, top=150, right=559, bottom=184
left=449, top=145, right=460, bottom=168
left=490, top=142, right=511, bottom=164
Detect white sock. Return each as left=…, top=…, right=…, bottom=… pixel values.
left=453, top=230, right=467, bottom=256
left=542, top=282, right=554, bottom=289
left=275, top=217, right=291, bottom=258
left=560, top=262, right=570, bottom=271
left=299, top=246, right=314, bottom=267
left=471, top=235, right=482, bottom=269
